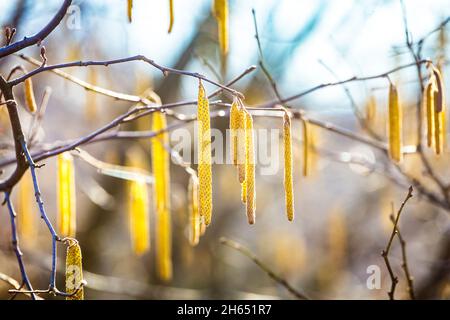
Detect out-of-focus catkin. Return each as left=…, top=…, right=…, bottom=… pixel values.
left=301, top=118, right=309, bottom=177
left=433, top=67, right=445, bottom=113
left=388, top=84, right=403, bottom=162
left=24, top=78, right=37, bottom=113
left=127, top=0, right=133, bottom=22
left=127, top=178, right=150, bottom=255
left=432, top=66, right=446, bottom=154
left=283, top=113, right=294, bottom=222
left=197, top=81, right=212, bottom=225
left=168, top=0, right=174, bottom=33
left=85, top=68, right=97, bottom=120
left=125, top=147, right=150, bottom=255
left=18, top=171, right=36, bottom=246
left=188, top=175, right=200, bottom=246
left=244, top=110, right=255, bottom=224
left=212, top=0, right=229, bottom=56
left=152, top=111, right=172, bottom=281
left=365, top=95, right=377, bottom=128
left=65, top=240, right=84, bottom=300
left=57, top=152, right=76, bottom=238
left=424, top=81, right=435, bottom=148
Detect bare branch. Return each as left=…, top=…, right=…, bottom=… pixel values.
left=9, top=55, right=243, bottom=99
left=381, top=186, right=413, bottom=300
left=220, top=237, right=310, bottom=300
left=3, top=192, right=36, bottom=300
left=0, top=0, right=72, bottom=59
left=256, top=60, right=431, bottom=109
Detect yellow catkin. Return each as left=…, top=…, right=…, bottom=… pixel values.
left=168, top=0, right=174, bottom=33
left=127, top=178, right=150, bottom=255
left=301, top=119, right=309, bottom=177
left=85, top=68, right=97, bottom=120
left=127, top=0, right=133, bottom=22
left=213, top=0, right=229, bottom=56
left=17, top=171, right=36, bottom=246
left=432, top=67, right=446, bottom=154
left=57, top=152, right=76, bottom=238
left=188, top=175, right=200, bottom=246
left=237, top=105, right=246, bottom=184
left=199, top=215, right=207, bottom=236
left=65, top=240, right=84, bottom=300
left=365, top=95, right=377, bottom=127
left=197, top=81, right=213, bottom=225
left=244, top=110, right=255, bottom=224
left=241, top=179, right=247, bottom=204
left=433, top=67, right=445, bottom=113
left=424, top=81, right=435, bottom=148
left=130, top=171, right=152, bottom=255
left=24, top=78, right=37, bottom=113
left=388, top=84, right=403, bottom=162
left=327, top=207, right=347, bottom=269
left=152, top=111, right=172, bottom=281
left=229, top=98, right=239, bottom=166
left=283, top=113, right=294, bottom=222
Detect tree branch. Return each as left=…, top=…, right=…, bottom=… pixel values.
left=0, top=0, right=72, bottom=59
left=3, top=191, right=36, bottom=300
left=220, top=237, right=310, bottom=300
left=381, top=186, right=413, bottom=300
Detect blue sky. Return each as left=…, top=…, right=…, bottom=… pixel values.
left=1, top=0, right=449, bottom=113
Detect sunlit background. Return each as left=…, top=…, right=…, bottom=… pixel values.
left=0, top=0, right=449, bottom=299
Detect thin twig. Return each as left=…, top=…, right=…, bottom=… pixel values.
left=20, top=139, right=59, bottom=290
left=381, top=186, right=413, bottom=300
left=0, top=0, right=72, bottom=59
left=220, top=237, right=310, bottom=300
left=251, top=8, right=283, bottom=103
left=3, top=192, right=36, bottom=300
left=389, top=212, right=415, bottom=300
left=17, top=53, right=256, bottom=105
left=9, top=55, right=243, bottom=99
left=256, top=59, right=430, bottom=109
left=400, top=0, right=449, bottom=205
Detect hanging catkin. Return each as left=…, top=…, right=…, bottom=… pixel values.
left=237, top=104, right=246, bottom=184
left=127, top=178, right=150, bottom=255
left=283, top=112, right=294, bottom=222
left=388, top=84, right=403, bottom=162
left=244, top=110, right=255, bottom=224
left=65, top=239, right=84, bottom=300
left=212, top=0, right=229, bottom=56
left=85, top=68, right=97, bottom=120
left=188, top=175, right=200, bottom=246
left=197, top=80, right=213, bottom=225
left=57, top=152, right=76, bottom=238
left=18, top=171, right=36, bottom=245
left=433, top=67, right=445, bottom=113
left=432, top=66, right=446, bottom=154
left=424, top=81, right=435, bottom=148
left=365, top=95, right=377, bottom=128
left=127, top=147, right=150, bottom=255
left=229, top=98, right=239, bottom=166
left=301, top=118, right=309, bottom=177
left=151, top=111, right=173, bottom=281
left=24, top=78, right=37, bottom=113
left=168, top=0, right=174, bottom=33
left=199, top=215, right=207, bottom=236
left=127, top=0, right=133, bottom=22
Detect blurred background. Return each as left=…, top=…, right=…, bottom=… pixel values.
left=0, top=0, right=450, bottom=299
